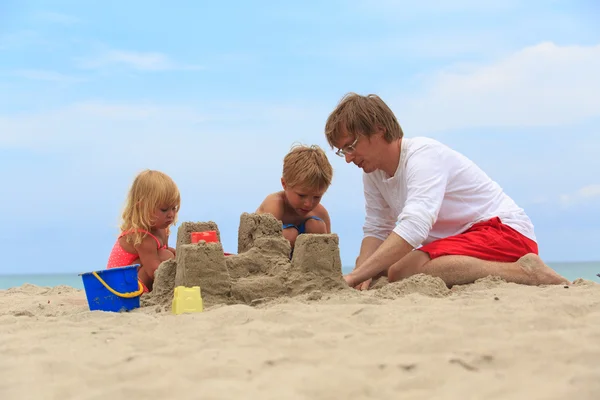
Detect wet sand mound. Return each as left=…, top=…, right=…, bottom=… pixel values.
left=145, top=212, right=347, bottom=310
left=373, top=274, right=451, bottom=299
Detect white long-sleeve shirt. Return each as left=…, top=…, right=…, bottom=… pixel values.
left=363, top=137, right=536, bottom=248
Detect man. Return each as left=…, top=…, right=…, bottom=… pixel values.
left=324, top=92, right=568, bottom=289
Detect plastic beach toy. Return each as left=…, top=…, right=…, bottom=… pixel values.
left=80, top=265, right=143, bottom=312
left=190, top=230, right=235, bottom=256
left=172, top=286, right=203, bottom=315
left=191, top=230, right=218, bottom=244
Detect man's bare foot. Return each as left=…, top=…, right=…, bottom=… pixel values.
left=517, top=253, right=570, bottom=285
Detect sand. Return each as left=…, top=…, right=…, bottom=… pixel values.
left=143, top=213, right=347, bottom=310
left=1, top=214, right=600, bottom=399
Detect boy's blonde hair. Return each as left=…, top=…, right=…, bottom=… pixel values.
left=282, top=144, right=333, bottom=192
left=120, top=169, right=180, bottom=246
left=324, top=92, right=404, bottom=148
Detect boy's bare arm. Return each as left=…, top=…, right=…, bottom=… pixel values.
left=256, top=194, right=284, bottom=221
left=303, top=205, right=330, bottom=234
left=314, top=205, right=331, bottom=233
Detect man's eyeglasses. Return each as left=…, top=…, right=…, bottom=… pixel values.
left=335, top=136, right=359, bottom=157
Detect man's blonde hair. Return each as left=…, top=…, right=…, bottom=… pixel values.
left=282, top=144, right=333, bottom=191
left=120, top=169, right=181, bottom=246
left=324, top=92, right=403, bottom=148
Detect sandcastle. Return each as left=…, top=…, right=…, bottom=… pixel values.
left=142, top=212, right=347, bottom=310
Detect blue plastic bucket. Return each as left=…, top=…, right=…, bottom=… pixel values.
left=80, top=265, right=143, bottom=312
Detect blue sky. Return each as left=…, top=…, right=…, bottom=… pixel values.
left=1, top=0, right=599, bottom=274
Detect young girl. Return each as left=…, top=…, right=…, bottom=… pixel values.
left=106, top=169, right=180, bottom=292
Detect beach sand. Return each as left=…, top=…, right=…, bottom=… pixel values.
left=2, top=214, right=599, bottom=399
left=2, top=277, right=600, bottom=400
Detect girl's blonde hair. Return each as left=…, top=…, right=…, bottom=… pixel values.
left=119, top=169, right=181, bottom=246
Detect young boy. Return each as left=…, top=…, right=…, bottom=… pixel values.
left=256, top=144, right=333, bottom=250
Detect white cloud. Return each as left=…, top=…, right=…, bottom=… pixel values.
left=394, top=42, right=600, bottom=134
left=9, top=69, right=86, bottom=83
left=352, top=0, right=524, bottom=15
left=77, top=49, right=203, bottom=71
left=0, top=30, right=49, bottom=50
left=314, top=30, right=507, bottom=62
left=70, top=101, right=207, bottom=121
left=0, top=100, right=321, bottom=149
left=0, top=102, right=205, bottom=149
left=559, top=184, right=600, bottom=207
left=34, top=11, right=81, bottom=25
left=0, top=99, right=361, bottom=234
left=0, top=100, right=328, bottom=184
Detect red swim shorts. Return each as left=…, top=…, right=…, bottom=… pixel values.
left=418, top=217, right=538, bottom=262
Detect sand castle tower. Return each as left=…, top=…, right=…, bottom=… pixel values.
left=143, top=212, right=346, bottom=310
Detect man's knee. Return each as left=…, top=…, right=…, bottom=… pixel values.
left=388, top=265, right=404, bottom=282
left=388, top=250, right=432, bottom=282
left=388, top=263, right=418, bottom=282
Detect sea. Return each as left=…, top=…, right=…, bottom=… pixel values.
left=0, top=261, right=598, bottom=290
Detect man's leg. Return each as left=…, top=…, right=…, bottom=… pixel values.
left=387, top=217, right=569, bottom=286
left=387, top=250, right=431, bottom=282
left=389, top=253, right=568, bottom=286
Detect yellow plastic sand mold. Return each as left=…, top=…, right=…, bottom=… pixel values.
left=172, top=286, right=204, bottom=315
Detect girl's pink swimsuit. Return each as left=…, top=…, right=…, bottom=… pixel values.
left=106, top=229, right=167, bottom=293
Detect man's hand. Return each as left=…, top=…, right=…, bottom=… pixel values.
left=347, top=237, right=383, bottom=290
left=349, top=232, right=414, bottom=287
left=344, top=273, right=371, bottom=290
left=343, top=274, right=354, bottom=286
left=355, top=278, right=372, bottom=291
left=342, top=275, right=374, bottom=290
